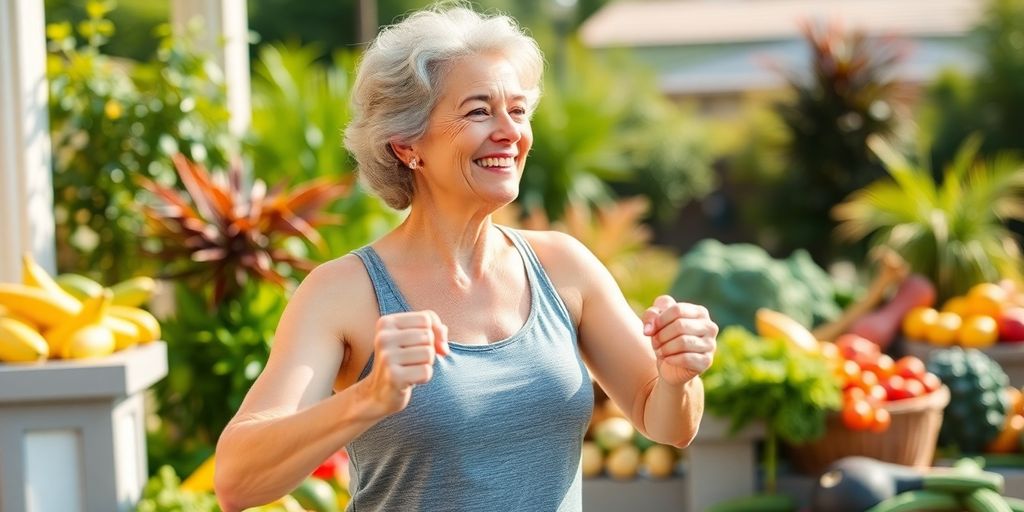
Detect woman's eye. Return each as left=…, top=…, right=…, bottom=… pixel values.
left=510, top=107, right=527, bottom=116
left=467, top=108, right=489, bottom=117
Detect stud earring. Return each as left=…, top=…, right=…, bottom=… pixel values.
left=409, top=158, right=418, bottom=170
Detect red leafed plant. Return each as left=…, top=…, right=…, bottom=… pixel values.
left=140, top=153, right=350, bottom=303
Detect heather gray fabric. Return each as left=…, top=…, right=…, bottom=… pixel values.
left=347, top=226, right=593, bottom=511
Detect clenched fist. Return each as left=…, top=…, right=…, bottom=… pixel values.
left=642, top=295, right=717, bottom=386
left=365, top=310, right=450, bottom=415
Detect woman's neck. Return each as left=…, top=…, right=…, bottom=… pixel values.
left=386, top=201, right=508, bottom=283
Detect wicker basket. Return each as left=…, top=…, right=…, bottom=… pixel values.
left=787, top=385, right=950, bottom=475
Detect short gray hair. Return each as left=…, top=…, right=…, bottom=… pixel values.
left=343, top=5, right=544, bottom=210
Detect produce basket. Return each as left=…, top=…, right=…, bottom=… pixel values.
left=786, top=385, right=950, bottom=475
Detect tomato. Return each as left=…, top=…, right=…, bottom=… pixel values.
left=835, top=334, right=881, bottom=361
left=894, top=356, right=927, bottom=380
left=837, top=359, right=861, bottom=388
left=883, top=375, right=909, bottom=401
left=920, top=372, right=942, bottom=393
left=842, top=399, right=875, bottom=431
left=865, top=384, right=888, bottom=404
left=904, top=378, right=926, bottom=399
left=864, top=354, right=895, bottom=379
left=870, top=407, right=892, bottom=433
left=855, top=369, right=880, bottom=391
left=844, top=387, right=867, bottom=403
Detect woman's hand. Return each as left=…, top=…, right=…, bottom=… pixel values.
left=642, top=295, right=717, bottom=387
left=364, top=310, right=450, bottom=416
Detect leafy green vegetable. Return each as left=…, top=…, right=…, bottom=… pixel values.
left=703, top=326, right=842, bottom=492
left=136, top=466, right=220, bottom=512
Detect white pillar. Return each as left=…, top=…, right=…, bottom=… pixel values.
left=170, top=0, right=251, bottom=139
left=0, top=0, right=57, bottom=281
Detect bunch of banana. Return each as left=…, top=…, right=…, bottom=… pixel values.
left=0, top=253, right=161, bottom=363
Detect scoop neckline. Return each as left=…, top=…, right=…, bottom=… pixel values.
left=364, top=225, right=539, bottom=352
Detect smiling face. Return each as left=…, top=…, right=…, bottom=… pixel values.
left=409, top=52, right=534, bottom=209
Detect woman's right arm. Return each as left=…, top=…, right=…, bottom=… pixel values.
left=213, top=258, right=448, bottom=511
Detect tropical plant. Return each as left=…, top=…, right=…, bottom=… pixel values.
left=757, top=21, right=909, bottom=260
left=246, top=43, right=402, bottom=256
left=524, top=38, right=713, bottom=223
left=141, top=154, right=350, bottom=304
left=46, top=2, right=233, bottom=282
left=920, top=0, right=1024, bottom=171
left=495, top=197, right=678, bottom=313
left=833, top=136, right=1024, bottom=300
left=141, top=154, right=349, bottom=475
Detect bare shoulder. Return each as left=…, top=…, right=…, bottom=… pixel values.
left=285, top=253, right=378, bottom=344
left=516, top=229, right=602, bottom=278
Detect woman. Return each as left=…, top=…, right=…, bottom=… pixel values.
left=214, top=6, right=717, bottom=511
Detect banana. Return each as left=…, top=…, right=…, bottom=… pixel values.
left=44, top=290, right=111, bottom=358
left=55, top=273, right=105, bottom=301
left=0, top=304, right=39, bottom=331
left=0, top=283, right=80, bottom=328
left=755, top=308, right=820, bottom=353
left=108, top=305, right=161, bottom=343
left=110, top=276, right=156, bottom=307
left=62, top=324, right=116, bottom=359
left=21, top=253, right=79, bottom=304
left=102, top=315, right=140, bottom=351
left=0, top=317, right=49, bottom=362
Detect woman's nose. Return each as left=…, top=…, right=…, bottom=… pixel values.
left=491, top=111, right=522, bottom=143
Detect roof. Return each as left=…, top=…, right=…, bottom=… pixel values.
left=581, top=0, right=985, bottom=48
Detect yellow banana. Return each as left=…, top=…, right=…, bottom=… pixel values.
left=0, top=283, right=80, bottom=328
left=62, top=324, right=116, bottom=359
left=108, top=305, right=161, bottom=343
left=0, top=304, right=39, bottom=331
left=44, top=290, right=111, bottom=358
left=0, top=317, right=49, bottom=362
left=21, top=253, right=79, bottom=304
left=55, top=273, right=105, bottom=301
left=110, top=276, right=157, bottom=307
left=102, top=315, right=140, bottom=351
left=755, top=308, right=820, bottom=353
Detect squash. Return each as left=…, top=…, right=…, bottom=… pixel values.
left=846, top=274, right=936, bottom=350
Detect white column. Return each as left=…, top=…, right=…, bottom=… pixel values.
left=0, top=0, right=57, bottom=281
left=170, top=0, right=251, bottom=138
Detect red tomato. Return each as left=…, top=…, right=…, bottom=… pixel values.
left=865, top=384, right=888, bottom=404
left=870, top=407, right=892, bottom=433
left=844, top=387, right=867, bottom=403
left=884, top=375, right=909, bottom=401
left=904, top=378, right=926, bottom=399
left=864, top=354, right=896, bottom=379
left=835, top=334, right=881, bottom=360
left=920, top=372, right=942, bottom=393
left=855, top=370, right=880, bottom=391
left=842, top=399, right=875, bottom=430
left=894, top=356, right=927, bottom=380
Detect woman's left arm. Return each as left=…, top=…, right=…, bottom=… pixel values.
left=551, top=233, right=717, bottom=448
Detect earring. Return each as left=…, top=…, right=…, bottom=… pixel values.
left=409, top=158, right=418, bottom=170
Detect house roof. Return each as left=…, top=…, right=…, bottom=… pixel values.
left=581, top=0, right=985, bottom=48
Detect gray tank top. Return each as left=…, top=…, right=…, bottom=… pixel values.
left=347, top=226, right=593, bottom=511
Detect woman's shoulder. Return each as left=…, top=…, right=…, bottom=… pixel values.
left=512, top=228, right=598, bottom=268
left=289, top=253, right=377, bottom=319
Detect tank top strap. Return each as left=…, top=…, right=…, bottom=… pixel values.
left=352, top=246, right=412, bottom=317
left=494, top=225, right=578, bottom=339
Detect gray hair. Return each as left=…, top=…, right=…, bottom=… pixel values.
left=343, top=5, right=544, bottom=210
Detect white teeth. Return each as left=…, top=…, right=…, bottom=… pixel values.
left=474, top=157, right=515, bottom=168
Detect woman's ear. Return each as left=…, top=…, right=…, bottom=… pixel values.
left=389, top=140, right=417, bottom=169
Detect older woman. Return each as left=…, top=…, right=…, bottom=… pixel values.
left=214, top=6, right=716, bottom=511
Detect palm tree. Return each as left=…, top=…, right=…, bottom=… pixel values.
left=833, top=136, right=1024, bottom=300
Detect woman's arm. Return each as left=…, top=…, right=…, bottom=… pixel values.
left=214, top=257, right=449, bottom=511
left=535, top=232, right=716, bottom=448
